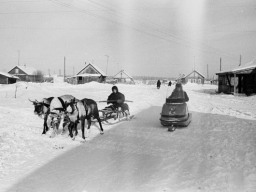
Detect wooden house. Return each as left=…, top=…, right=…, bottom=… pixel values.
left=67, top=63, right=106, bottom=84
left=8, top=65, right=37, bottom=82
left=113, top=70, right=135, bottom=84
left=184, top=70, right=205, bottom=84
left=216, top=59, right=256, bottom=95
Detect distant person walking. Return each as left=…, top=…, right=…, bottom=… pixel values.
left=157, top=80, right=161, bottom=89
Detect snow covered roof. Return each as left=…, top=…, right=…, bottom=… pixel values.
left=232, top=58, right=256, bottom=73
left=77, top=73, right=102, bottom=77
left=113, top=70, right=133, bottom=79
left=185, top=70, right=205, bottom=78
left=18, top=65, right=37, bottom=75
left=66, top=73, right=102, bottom=79
left=216, top=58, right=256, bottom=75
left=9, top=65, right=37, bottom=75
left=77, top=63, right=106, bottom=76
left=0, top=71, right=19, bottom=79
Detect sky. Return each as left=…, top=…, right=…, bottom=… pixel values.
left=0, top=0, right=256, bottom=78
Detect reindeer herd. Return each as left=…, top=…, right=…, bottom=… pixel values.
left=29, top=95, right=104, bottom=141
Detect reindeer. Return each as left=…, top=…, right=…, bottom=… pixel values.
left=64, top=98, right=104, bottom=140
left=29, top=97, right=53, bottom=134
left=30, top=95, right=76, bottom=136
left=48, top=95, right=78, bottom=137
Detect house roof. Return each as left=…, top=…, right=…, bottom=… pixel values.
left=113, top=70, right=133, bottom=79
left=9, top=65, right=37, bottom=75
left=77, top=73, right=102, bottom=77
left=232, top=58, right=256, bottom=73
left=77, top=63, right=106, bottom=76
left=0, top=71, right=19, bottom=79
left=216, top=58, right=256, bottom=75
left=185, top=70, right=205, bottom=79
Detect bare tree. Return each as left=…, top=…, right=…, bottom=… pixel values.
left=33, top=70, right=44, bottom=82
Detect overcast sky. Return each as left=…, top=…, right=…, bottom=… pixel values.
left=0, top=0, right=256, bottom=78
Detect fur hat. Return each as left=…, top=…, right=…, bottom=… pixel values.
left=112, top=86, right=118, bottom=92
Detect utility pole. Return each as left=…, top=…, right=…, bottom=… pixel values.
left=193, top=56, right=196, bottom=71
left=193, top=56, right=195, bottom=82
left=220, top=57, right=222, bottom=71
left=239, top=54, right=242, bottom=66
left=64, top=57, right=66, bottom=82
left=105, top=55, right=109, bottom=75
left=73, top=66, right=75, bottom=76
left=207, top=64, right=209, bottom=79
left=17, top=50, right=20, bottom=66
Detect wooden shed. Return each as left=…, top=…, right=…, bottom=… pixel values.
left=0, top=71, right=19, bottom=84
left=216, top=59, right=256, bottom=95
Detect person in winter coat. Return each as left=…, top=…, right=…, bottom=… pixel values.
left=106, top=86, right=130, bottom=118
left=168, top=83, right=189, bottom=103
left=157, top=80, right=161, bottom=89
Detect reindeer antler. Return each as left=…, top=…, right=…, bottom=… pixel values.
left=28, top=98, right=38, bottom=103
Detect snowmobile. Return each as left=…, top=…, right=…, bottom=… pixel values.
left=160, top=97, right=192, bottom=131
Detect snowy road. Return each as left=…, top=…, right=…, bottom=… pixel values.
left=7, top=106, right=256, bottom=192
left=1, top=82, right=256, bottom=192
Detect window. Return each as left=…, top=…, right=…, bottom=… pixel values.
left=15, top=68, right=19, bottom=74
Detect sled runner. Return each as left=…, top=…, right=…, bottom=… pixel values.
left=98, top=100, right=133, bottom=123
left=99, top=107, right=134, bottom=123
left=160, top=98, right=192, bottom=130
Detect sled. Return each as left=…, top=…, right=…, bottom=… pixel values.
left=160, top=98, right=192, bottom=130
left=98, top=106, right=134, bottom=124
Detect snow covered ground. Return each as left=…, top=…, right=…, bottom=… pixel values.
left=0, top=81, right=256, bottom=192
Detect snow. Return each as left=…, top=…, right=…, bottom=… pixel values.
left=0, top=72, right=19, bottom=79
left=0, top=81, right=256, bottom=192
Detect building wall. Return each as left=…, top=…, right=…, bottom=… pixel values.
left=77, top=76, right=104, bottom=84
left=79, top=65, right=99, bottom=75
left=243, top=73, right=256, bottom=95
left=218, top=75, right=231, bottom=93
left=9, top=67, right=26, bottom=76
left=9, top=67, right=39, bottom=82
left=185, top=72, right=205, bottom=84
left=0, top=75, right=8, bottom=84
left=0, top=75, right=17, bottom=84
left=186, top=77, right=204, bottom=84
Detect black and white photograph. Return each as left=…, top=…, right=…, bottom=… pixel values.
left=0, top=0, right=256, bottom=191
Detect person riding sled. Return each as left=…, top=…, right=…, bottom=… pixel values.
left=168, top=82, right=189, bottom=103
left=105, top=86, right=130, bottom=119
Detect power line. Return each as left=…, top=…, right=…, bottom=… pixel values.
left=0, top=11, right=77, bottom=14
left=0, top=0, right=45, bottom=3
left=86, top=0, right=239, bottom=60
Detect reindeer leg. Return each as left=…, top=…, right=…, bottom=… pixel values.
left=86, top=118, right=92, bottom=138
left=42, top=121, right=46, bottom=134
left=74, top=121, right=78, bottom=136
left=68, top=122, right=73, bottom=138
left=42, top=115, right=48, bottom=134
left=97, top=117, right=104, bottom=135
left=81, top=117, right=86, bottom=140
left=72, top=122, right=79, bottom=141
